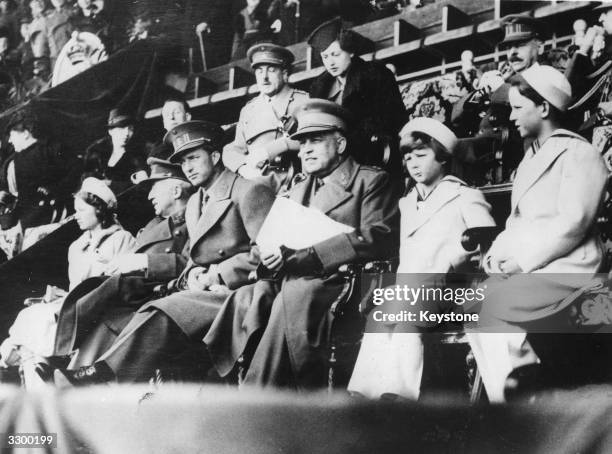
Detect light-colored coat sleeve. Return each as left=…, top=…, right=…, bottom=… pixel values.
left=490, top=142, right=608, bottom=273
left=448, top=187, right=496, bottom=270
left=223, top=108, right=249, bottom=172
left=67, top=229, right=137, bottom=290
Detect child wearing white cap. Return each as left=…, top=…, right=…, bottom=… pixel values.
left=467, top=65, right=609, bottom=402
left=348, top=117, right=495, bottom=400
left=0, top=178, right=136, bottom=388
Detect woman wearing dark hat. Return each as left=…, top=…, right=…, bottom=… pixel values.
left=307, top=17, right=406, bottom=185
left=348, top=117, right=495, bottom=400
left=82, top=108, right=147, bottom=195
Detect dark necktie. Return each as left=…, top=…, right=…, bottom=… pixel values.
left=201, top=192, right=210, bottom=214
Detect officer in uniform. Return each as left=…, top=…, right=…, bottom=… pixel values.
left=452, top=14, right=543, bottom=185
left=236, top=99, right=399, bottom=389
left=53, top=156, right=194, bottom=369
left=566, top=2, right=612, bottom=170
left=223, top=43, right=309, bottom=194
left=53, top=120, right=275, bottom=385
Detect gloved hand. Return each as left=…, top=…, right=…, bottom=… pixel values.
left=244, top=145, right=269, bottom=169
left=283, top=246, right=323, bottom=276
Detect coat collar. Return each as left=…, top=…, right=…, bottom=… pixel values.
left=289, top=156, right=359, bottom=214
left=135, top=208, right=186, bottom=252
left=73, top=224, right=123, bottom=252
left=261, top=86, right=294, bottom=118
left=401, top=175, right=466, bottom=236
left=511, top=129, right=584, bottom=210
left=185, top=169, right=237, bottom=245
left=341, top=56, right=365, bottom=103
left=311, top=56, right=365, bottom=105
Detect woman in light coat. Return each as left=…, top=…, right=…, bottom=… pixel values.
left=348, top=117, right=495, bottom=400
left=468, top=64, right=609, bottom=402
left=0, top=177, right=135, bottom=385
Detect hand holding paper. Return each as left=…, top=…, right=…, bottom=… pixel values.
left=256, top=198, right=354, bottom=257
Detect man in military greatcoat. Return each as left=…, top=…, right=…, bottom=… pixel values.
left=52, top=157, right=194, bottom=369
left=54, top=120, right=276, bottom=385
left=223, top=43, right=309, bottom=193
left=233, top=99, right=399, bottom=390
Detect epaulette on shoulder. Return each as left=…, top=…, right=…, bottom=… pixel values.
left=292, top=89, right=309, bottom=97
left=241, top=97, right=259, bottom=113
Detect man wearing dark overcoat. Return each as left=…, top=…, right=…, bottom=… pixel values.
left=55, top=120, right=276, bottom=385
left=53, top=157, right=194, bottom=368
left=234, top=99, right=399, bottom=389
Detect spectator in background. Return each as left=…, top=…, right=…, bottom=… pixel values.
left=0, top=0, right=19, bottom=49
left=542, top=47, right=569, bottom=72
left=82, top=108, right=146, bottom=195
left=17, top=17, right=34, bottom=77
left=231, top=0, right=275, bottom=60
left=28, top=0, right=49, bottom=59
left=21, top=56, right=50, bottom=99
left=307, top=17, right=406, bottom=189
left=266, top=0, right=336, bottom=46
left=0, top=110, right=76, bottom=229
left=223, top=43, right=308, bottom=193
left=71, top=0, right=110, bottom=49
left=145, top=91, right=193, bottom=161
left=45, top=0, right=73, bottom=66
left=161, top=92, right=191, bottom=133
left=0, top=26, right=20, bottom=108
left=188, top=0, right=234, bottom=69
left=0, top=25, right=20, bottom=69
left=128, top=10, right=152, bottom=43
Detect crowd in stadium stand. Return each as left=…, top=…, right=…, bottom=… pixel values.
left=0, top=0, right=440, bottom=111
left=0, top=1, right=609, bottom=406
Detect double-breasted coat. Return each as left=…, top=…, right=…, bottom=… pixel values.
left=223, top=87, right=310, bottom=193
left=54, top=211, right=190, bottom=363
left=348, top=176, right=495, bottom=399
left=140, top=169, right=276, bottom=340
left=398, top=176, right=496, bottom=274
left=482, top=129, right=609, bottom=322
left=241, top=157, right=399, bottom=388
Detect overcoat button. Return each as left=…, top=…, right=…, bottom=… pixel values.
left=218, top=249, right=225, bottom=256
left=165, top=247, right=172, bottom=253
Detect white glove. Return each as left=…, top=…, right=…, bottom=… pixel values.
left=245, top=145, right=270, bottom=169
left=477, top=70, right=504, bottom=93
left=238, top=164, right=263, bottom=180
left=271, top=19, right=282, bottom=33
